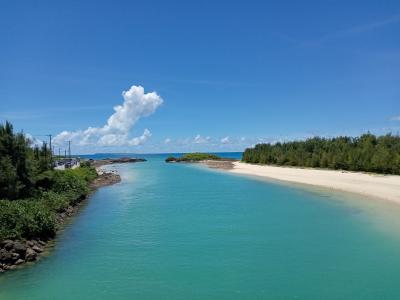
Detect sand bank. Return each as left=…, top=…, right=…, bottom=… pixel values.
left=229, top=162, right=400, bottom=203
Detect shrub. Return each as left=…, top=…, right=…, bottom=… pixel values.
left=40, top=191, right=70, bottom=213
left=0, top=199, right=56, bottom=240
left=0, top=166, right=98, bottom=241
left=180, top=153, right=220, bottom=161
left=165, top=153, right=221, bottom=162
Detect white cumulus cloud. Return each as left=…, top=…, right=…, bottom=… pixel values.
left=25, top=133, right=44, bottom=147
left=193, top=134, right=210, bottom=144
left=220, top=136, right=230, bottom=144
left=164, top=138, right=171, bottom=144
left=53, top=85, right=163, bottom=147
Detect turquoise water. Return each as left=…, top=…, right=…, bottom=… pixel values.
left=2, top=155, right=400, bottom=299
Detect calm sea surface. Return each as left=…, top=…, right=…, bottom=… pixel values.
left=2, top=154, right=400, bottom=299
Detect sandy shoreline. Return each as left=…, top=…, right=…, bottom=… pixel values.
left=228, top=162, right=400, bottom=204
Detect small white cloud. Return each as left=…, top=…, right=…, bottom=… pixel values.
left=193, top=134, right=210, bottom=144
left=25, top=133, right=44, bottom=147
left=220, top=136, right=230, bottom=144
left=53, top=85, right=163, bottom=147
left=164, top=138, right=171, bottom=144
left=128, top=129, right=151, bottom=146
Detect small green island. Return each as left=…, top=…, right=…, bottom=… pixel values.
left=165, top=153, right=221, bottom=163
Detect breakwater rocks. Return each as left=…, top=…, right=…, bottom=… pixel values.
left=0, top=202, right=82, bottom=274
left=90, top=170, right=121, bottom=189
left=91, top=157, right=146, bottom=168
left=0, top=240, right=46, bottom=273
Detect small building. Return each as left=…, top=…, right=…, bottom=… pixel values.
left=53, top=158, right=80, bottom=170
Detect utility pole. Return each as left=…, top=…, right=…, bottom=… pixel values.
left=68, top=141, right=71, bottom=159
left=49, top=134, right=52, bottom=161
left=64, top=149, right=67, bottom=158
left=43, top=141, right=47, bottom=160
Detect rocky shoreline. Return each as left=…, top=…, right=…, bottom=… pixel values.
left=201, top=159, right=236, bottom=170
left=0, top=158, right=143, bottom=274
left=1, top=206, right=83, bottom=273
left=0, top=239, right=47, bottom=272
left=90, top=170, right=121, bottom=188
left=166, top=158, right=237, bottom=170
left=91, top=157, right=146, bottom=168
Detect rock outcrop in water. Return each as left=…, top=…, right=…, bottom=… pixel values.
left=0, top=240, right=45, bottom=272
left=165, top=153, right=221, bottom=163
left=91, top=157, right=146, bottom=168
left=165, top=153, right=236, bottom=169
left=90, top=170, right=121, bottom=188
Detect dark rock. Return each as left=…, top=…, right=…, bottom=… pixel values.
left=13, top=241, right=27, bottom=255
left=0, top=249, right=12, bottom=263
left=15, top=259, right=24, bottom=265
left=27, top=240, right=35, bottom=247
left=165, top=156, right=177, bottom=163
left=66, top=206, right=74, bottom=216
left=0, top=240, right=13, bottom=248
left=11, top=252, right=20, bottom=261
left=38, top=240, right=46, bottom=247
left=32, top=245, right=43, bottom=253
left=3, top=240, right=14, bottom=251
left=25, top=248, right=37, bottom=261
left=0, top=249, right=7, bottom=260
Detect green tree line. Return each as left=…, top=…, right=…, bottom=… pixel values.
left=242, top=134, right=400, bottom=175
left=0, top=121, right=53, bottom=200
left=0, top=121, right=97, bottom=241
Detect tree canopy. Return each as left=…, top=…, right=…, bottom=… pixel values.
left=242, top=134, right=400, bottom=175
left=0, top=121, right=97, bottom=241
left=165, top=153, right=221, bottom=162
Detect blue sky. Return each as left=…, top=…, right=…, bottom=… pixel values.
left=1, top=0, right=399, bottom=153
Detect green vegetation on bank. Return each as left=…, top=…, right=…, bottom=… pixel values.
left=0, top=121, right=97, bottom=241
left=165, top=153, right=221, bottom=162
left=242, top=134, right=400, bottom=175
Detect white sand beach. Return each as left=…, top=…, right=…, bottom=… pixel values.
left=229, top=162, right=400, bottom=204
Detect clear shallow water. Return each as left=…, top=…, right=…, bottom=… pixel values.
left=2, top=155, right=400, bottom=299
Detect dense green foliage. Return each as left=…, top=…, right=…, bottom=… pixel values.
left=0, top=167, right=97, bottom=241
left=0, top=121, right=97, bottom=241
left=242, top=134, right=400, bottom=174
left=166, top=153, right=221, bottom=162
left=0, top=121, right=52, bottom=200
